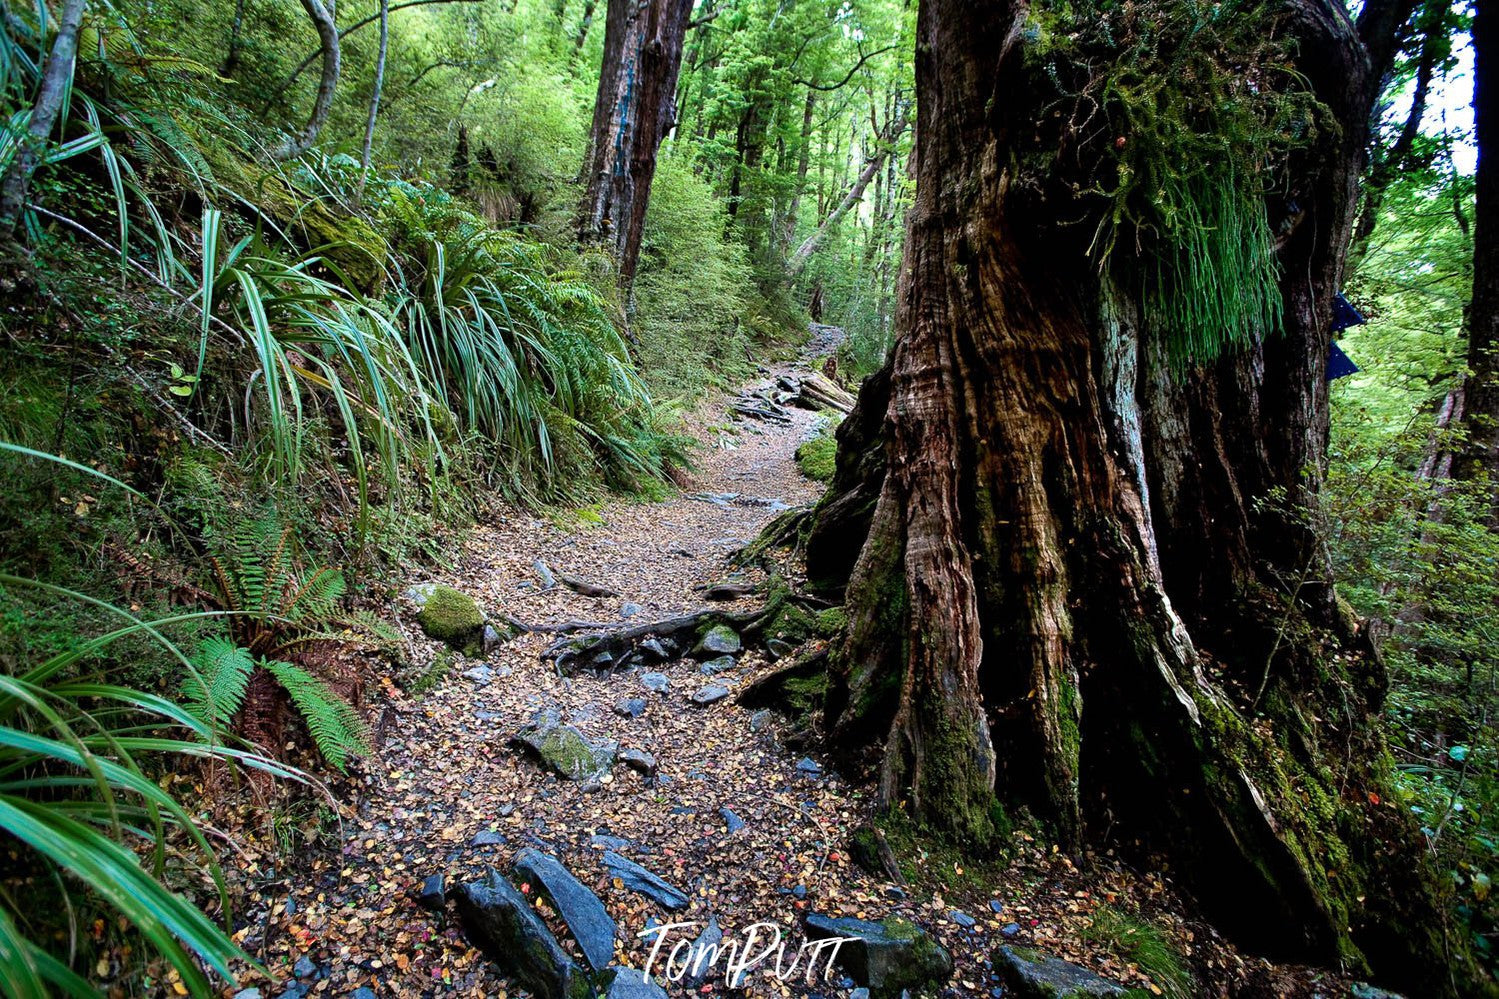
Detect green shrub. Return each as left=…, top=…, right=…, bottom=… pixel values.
left=632, top=157, right=759, bottom=400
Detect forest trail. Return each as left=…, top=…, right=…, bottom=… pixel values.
left=246, top=329, right=1312, bottom=999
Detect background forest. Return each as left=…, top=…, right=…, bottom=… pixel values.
left=0, top=0, right=1493, bottom=995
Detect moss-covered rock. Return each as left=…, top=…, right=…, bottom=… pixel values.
left=796, top=431, right=839, bottom=482
left=691, top=624, right=741, bottom=658
left=417, top=585, right=486, bottom=653
left=803, top=912, right=953, bottom=997
left=992, top=944, right=1125, bottom=998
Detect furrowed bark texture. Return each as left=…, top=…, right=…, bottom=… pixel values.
left=578, top=0, right=693, bottom=289
left=806, top=0, right=1465, bottom=991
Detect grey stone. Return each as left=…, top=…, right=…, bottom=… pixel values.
left=803, top=913, right=954, bottom=998
left=1000, top=923, right=1022, bottom=939
left=513, top=848, right=618, bottom=972
left=691, top=684, right=731, bottom=705
left=640, top=672, right=670, bottom=694
left=992, top=946, right=1125, bottom=998
left=482, top=624, right=513, bottom=653
left=534, top=559, right=557, bottom=589
left=1351, top=987, right=1408, bottom=999
left=601, top=851, right=689, bottom=910
left=621, top=603, right=643, bottom=618
left=276, top=986, right=309, bottom=999
left=989, top=899, right=1005, bottom=915
left=700, top=656, right=737, bottom=675
left=767, top=638, right=795, bottom=658
left=796, top=757, right=823, bottom=775
left=591, top=834, right=632, bottom=851
left=750, top=710, right=772, bottom=732
left=350, top=990, right=377, bottom=999
left=692, top=624, right=741, bottom=657
left=232, top=989, right=262, bottom=999
left=604, top=967, right=667, bottom=999
left=463, top=665, right=494, bottom=684
left=620, top=748, right=657, bottom=776
left=418, top=873, right=445, bottom=911
left=680, top=917, right=724, bottom=986
left=949, top=910, right=976, bottom=929
left=472, top=830, right=506, bottom=847
left=455, top=868, right=593, bottom=999
left=638, top=639, right=671, bottom=662
left=614, top=697, right=648, bottom=719
left=719, top=807, right=746, bottom=833
left=293, top=955, right=318, bottom=978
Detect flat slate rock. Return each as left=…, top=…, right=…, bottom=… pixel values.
left=604, top=967, right=668, bottom=999
left=720, top=807, right=746, bottom=833
left=455, top=868, right=593, bottom=999
left=418, top=873, right=446, bottom=911
left=641, top=672, right=670, bottom=694
left=993, top=945, right=1126, bottom=998
left=691, top=684, right=731, bottom=705
left=513, top=848, right=618, bottom=972
left=681, top=917, right=724, bottom=986
left=804, top=913, right=954, bottom=998
left=601, top=850, right=689, bottom=910
left=700, top=656, right=737, bottom=675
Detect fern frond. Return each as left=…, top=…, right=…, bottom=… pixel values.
left=344, top=609, right=403, bottom=646
left=183, top=637, right=254, bottom=733
left=281, top=566, right=345, bottom=623
left=261, top=659, right=370, bottom=771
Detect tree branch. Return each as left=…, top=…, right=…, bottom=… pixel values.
left=261, top=0, right=482, bottom=118
left=792, top=43, right=897, bottom=92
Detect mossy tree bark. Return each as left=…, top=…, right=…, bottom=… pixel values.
left=578, top=0, right=693, bottom=291
left=806, top=0, right=1470, bottom=991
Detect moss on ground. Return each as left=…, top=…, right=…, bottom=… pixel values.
left=796, top=427, right=840, bottom=482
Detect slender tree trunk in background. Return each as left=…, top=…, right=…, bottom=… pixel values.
left=354, top=0, right=389, bottom=204
left=572, top=0, right=596, bottom=58
left=270, top=0, right=340, bottom=160
left=802, top=0, right=1468, bottom=990
left=222, top=0, right=250, bottom=76
left=0, top=0, right=87, bottom=238
left=779, top=89, right=816, bottom=257
left=1455, top=0, right=1499, bottom=520
left=787, top=111, right=906, bottom=278
left=1348, top=0, right=1450, bottom=267
left=578, top=0, right=693, bottom=290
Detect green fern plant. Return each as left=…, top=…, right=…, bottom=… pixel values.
left=185, top=515, right=387, bottom=770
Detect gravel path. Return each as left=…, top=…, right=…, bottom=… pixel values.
left=238, top=335, right=1350, bottom=999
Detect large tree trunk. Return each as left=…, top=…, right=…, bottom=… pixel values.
left=577, top=0, right=693, bottom=290
left=1455, top=0, right=1499, bottom=518
left=804, top=0, right=1467, bottom=991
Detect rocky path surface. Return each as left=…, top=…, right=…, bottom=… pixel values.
left=239, top=330, right=1367, bottom=999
